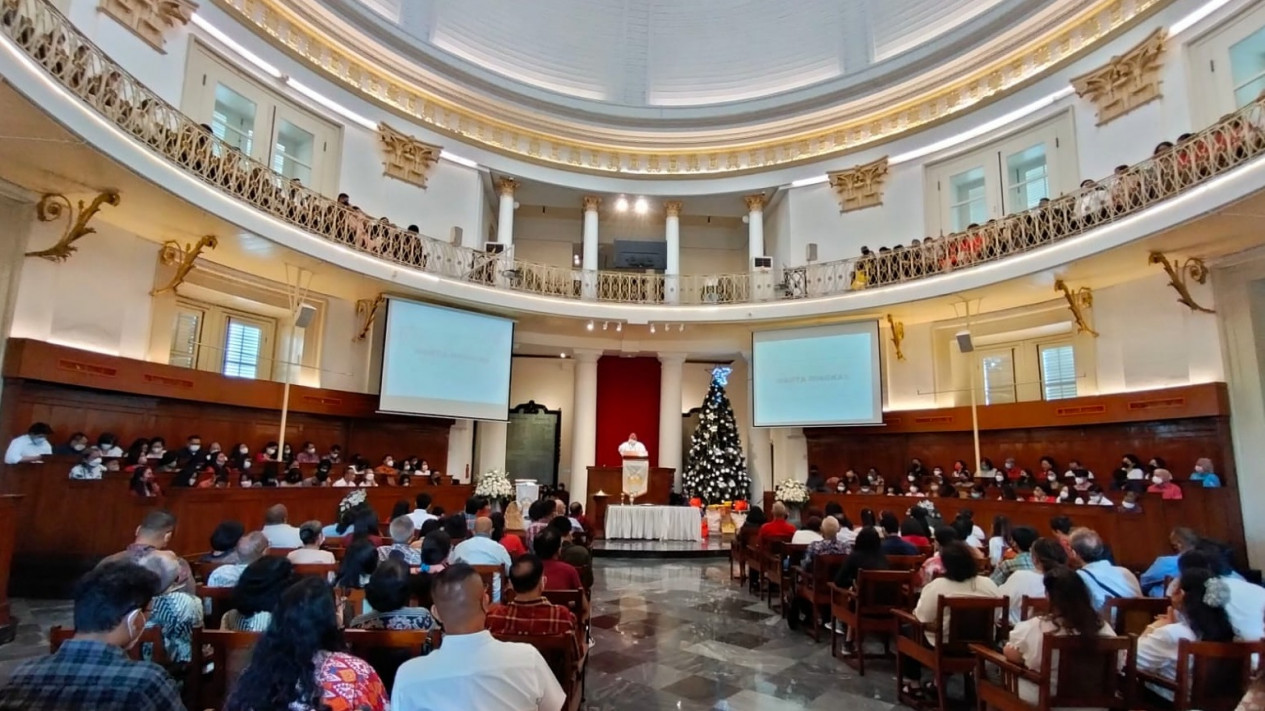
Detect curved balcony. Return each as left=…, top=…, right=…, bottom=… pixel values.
left=4, top=0, right=1265, bottom=314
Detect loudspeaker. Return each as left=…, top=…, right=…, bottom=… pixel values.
left=806, top=243, right=818, bottom=262
left=484, top=241, right=506, bottom=254
left=752, top=256, right=773, bottom=269
left=956, top=330, right=974, bottom=353
left=295, top=303, right=318, bottom=329
left=449, top=226, right=463, bottom=245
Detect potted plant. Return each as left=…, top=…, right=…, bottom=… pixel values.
left=774, top=479, right=810, bottom=524
left=474, top=468, right=515, bottom=510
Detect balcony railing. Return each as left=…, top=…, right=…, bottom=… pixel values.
left=5, top=0, right=1265, bottom=306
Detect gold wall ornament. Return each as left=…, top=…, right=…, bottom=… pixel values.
left=581, top=195, right=601, bottom=212
left=377, top=122, right=442, bottom=188
left=664, top=200, right=683, bottom=218
left=743, top=194, right=766, bottom=212
left=828, top=156, right=890, bottom=213
left=150, top=234, right=219, bottom=296
left=494, top=177, right=518, bottom=197
left=1070, top=27, right=1166, bottom=126
left=354, top=294, right=386, bottom=341
left=1148, top=252, right=1215, bottom=314
left=99, top=0, right=198, bottom=52
left=1054, top=279, right=1099, bottom=336
left=25, top=191, right=121, bottom=262
left=885, top=313, right=906, bottom=361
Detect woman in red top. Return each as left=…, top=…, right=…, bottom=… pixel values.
left=491, top=512, right=526, bottom=556
left=1147, top=469, right=1184, bottom=500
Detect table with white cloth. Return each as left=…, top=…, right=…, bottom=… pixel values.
left=604, top=505, right=701, bottom=542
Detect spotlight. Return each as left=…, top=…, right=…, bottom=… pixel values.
left=572, top=254, right=581, bottom=266
left=679, top=323, right=685, bottom=332
left=560, top=352, right=568, bottom=358
left=616, top=323, right=622, bottom=332
left=650, top=324, right=656, bottom=334
left=633, top=197, right=649, bottom=214
left=602, top=321, right=609, bottom=331
left=614, top=196, right=629, bottom=212
left=586, top=320, right=594, bottom=331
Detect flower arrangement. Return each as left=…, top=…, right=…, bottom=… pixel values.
left=337, top=489, right=367, bottom=516
left=774, top=479, right=810, bottom=506
left=474, top=468, right=515, bottom=502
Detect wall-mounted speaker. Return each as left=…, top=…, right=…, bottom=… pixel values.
left=295, top=303, right=318, bottom=329
left=806, top=243, right=818, bottom=262
left=752, top=256, right=773, bottom=269
left=449, top=226, right=463, bottom=245
left=484, top=241, right=506, bottom=254
left=955, top=330, right=974, bottom=353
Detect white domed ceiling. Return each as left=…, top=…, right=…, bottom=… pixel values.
left=322, top=0, right=1063, bottom=122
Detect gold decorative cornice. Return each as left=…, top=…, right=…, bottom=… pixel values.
left=1148, top=252, right=1214, bottom=314
left=151, top=234, right=219, bottom=296
left=25, top=191, right=120, bottom=262
left=495, top=177, right=519, bottom=197
left=1054, top=279, right=1098, bottom=337
left=743, top=194, right=766, bottom=212
left=581, top=195, right=601, bottom=211
left=1070, top=27, right=1166, bottom=126
left=664, top=200, right=682, bottom=218
left=212, top=0, right=1169, bottom=178
left=828, top=156, right=889, bottom=213
left=99, top=0, right=197, bottom=52
left=377, top=122, right=441, bottom=188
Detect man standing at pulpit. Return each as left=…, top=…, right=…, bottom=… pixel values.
left=617, top=432, right=648, bottom=458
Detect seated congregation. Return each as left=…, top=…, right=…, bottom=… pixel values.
left=0, top=491, right=594, bottom=711
left=734, top=499, right=1265, bottom=710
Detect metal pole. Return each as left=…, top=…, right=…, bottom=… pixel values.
left=278, top=265, right=312, bottom=461
left=965, top=299, right=981, bottom=473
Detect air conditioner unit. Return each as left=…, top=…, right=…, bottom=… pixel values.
left=483, top=241, right=506, bottom=254
left=752, top=256, right=773, bottom=270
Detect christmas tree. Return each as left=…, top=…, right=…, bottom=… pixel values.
left=682, top=366, right=751, bottom=503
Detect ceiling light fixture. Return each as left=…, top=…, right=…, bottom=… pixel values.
left=586, top=320, right=594, bottom=331
left=560, top=352, right=568, bottom=358
left=616, top=323, right=623, bottom=332
left=649, top=324, right=656, bottom=334
left=614, top=196, right=629, bottom=212
left=602, top=321, right=609, bottom=331
left=634, top=197, right=649, bottom=214
left=679, top=323, right=685, bottom=332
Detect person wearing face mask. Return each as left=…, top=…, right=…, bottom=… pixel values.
left=4, top=422, right=53, bottom=464
left=1084, top=484, right=1113, bottom=507
left=130, top=466, right=163, bottom=498
left=146, top=437, right=168, bottom=462
left=69, top=446, right=106, bottom=480
left=295, top=441, right=321, bottom=464
left=1063, top=459, right=1094, bottom=482
left=281, top=443, right=294, bottom=463
left=1037, top=456, right=1058, bottom=480
left=1117, top=490, right=1143, bottom=513
left=0, top=561, right=185, bottom=710
left=172, top=435, right=204, bottom=468
left=1147, top=468, right=1184, bottom=500
left=1028, top=485, right=1052, bottom=503
left=54, top=431, right=91, bottom=456
left=256, top=441, right=280, bottom=463
left=375, top=455, right=400, bottom=482
left=327, top=444, right=343, bottom=464
left=1189, top=457, right=1222, bottom=488
left=334, top=466, right=359, bottom=488
left=976, top=458, right=996, bottom=481
left=305, top=459, right=333, bottom=487
left=96, top=432, right=124, bottom=458
left=1114, top=453, right=1146, bottom=491
left=1065, top=467, right=1093, bottom=493
left=198, top=451, right=232, bottom=488
left=952, top=459, right=972, bottom=481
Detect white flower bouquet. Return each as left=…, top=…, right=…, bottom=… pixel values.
left=774, top=479, right=810, bottom=506
left=475, top=468, right=515, bottom=502
left=337, top=488, right=367, bottom=516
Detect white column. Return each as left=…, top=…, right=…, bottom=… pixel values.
left=474, top=419, right=507, bottom=480
left=664, top=200, right=681, bottom=304
left=446, top=419, right=475, bottom=483
left=658, top=353, right=686, bottom=490
left=581, top=196, right=600, bottom=300
left=495, top=177, right=518, bottom=248
left=741, top=350, right=771, bottom=499
left=744, top=193, right=765, bottom=267
left=569, top=348, right=601, bottom=504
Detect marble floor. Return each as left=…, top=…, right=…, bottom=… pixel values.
left=0, top=560, right=911, bottom=710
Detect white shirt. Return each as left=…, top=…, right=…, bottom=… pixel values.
left=1137, top=621, right=1197, bottom=689
left=4, top=435, right=51, bottom=464
left=987, top=537, right=1007, bottom=566
left=913, top=576, right=1002, bottom=644
left=99, top=445, right=124, bottom=458
left=287, top=548, right=336, bottom=565
left=791, top=530, right=823, bottom=545
left=451, top=535, right=514, bottom=601
left=966, top=525, right=986, bottom=548
left=618, top=440, right=648, bottom=457
left=332, top=478, right=353, bottom=487
left=408, top=509, right=437, bottom=530
left=835, top=527, right=857, bottom=547
left=1223, top=577, right=1265, bottom=641
left=999, top=569, right=1047, bottom=624
left=392, top=630, right=565, bottom=711
left=261, top=524, right=302, bottom=549
left=1008, top=616, right=1116, bottom=705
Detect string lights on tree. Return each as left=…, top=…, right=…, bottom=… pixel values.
left=682, top=366, right=750, bottom=504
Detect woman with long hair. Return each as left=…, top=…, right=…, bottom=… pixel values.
left=999, top=537, right=1068, bottom=623
left=225, top=577, right=387, bottom=711
left=1004, top=566, right=1115, bottom=703
left=1137, top=567, right=1236, bottom=695
left=988, top=516, right=1012, bottom=566
left=490, top=511, right=526, bottom=556
left=334, top=539, right=379, bottom=591
left=129, top=465, right=161, bottom=497
left=222, top=557, right=294, bottom=632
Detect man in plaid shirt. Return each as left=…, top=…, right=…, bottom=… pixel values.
left=989, top=525, right=1038, bottom=585
left=486, top=554, right=584, bottom=657
left=0, top=561, right=185, bottom=710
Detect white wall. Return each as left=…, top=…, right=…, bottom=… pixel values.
left=10, top=217, right=156, bottom=359
left=1093, top=272, right=1224, bottom=393
left=508, top=356, right=576, bottom=482
left=65, top=0, right=191, bottom=104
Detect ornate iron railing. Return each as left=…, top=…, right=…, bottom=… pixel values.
left=5, top=0, right=1265, bottom=306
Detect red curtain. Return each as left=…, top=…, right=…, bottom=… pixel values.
left=595, top=356, right=661, bottom=468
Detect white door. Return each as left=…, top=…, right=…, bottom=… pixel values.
left=1190, top=3, right=1265, bottom=124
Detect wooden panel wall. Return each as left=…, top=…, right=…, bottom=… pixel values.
left=0, top=339, right=452, bottom=468
left=804, top=383, right=1236, bottom=486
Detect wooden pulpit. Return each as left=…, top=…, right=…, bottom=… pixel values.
left=586, top=465, right=674, bottom=536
